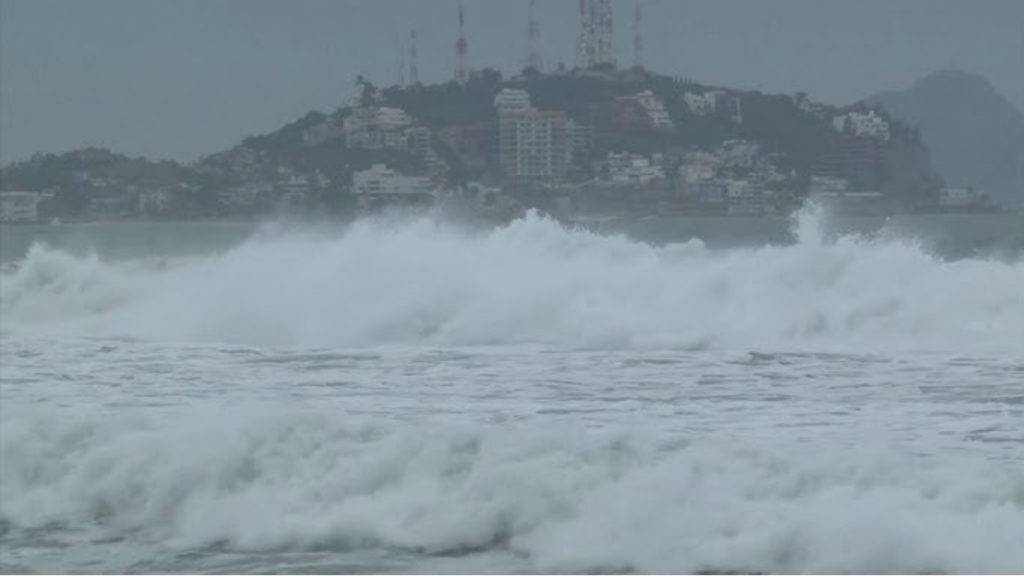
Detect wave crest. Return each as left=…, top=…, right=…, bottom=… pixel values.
left=2, top=408, right=1023, bottom=573
left=2, top=209, right=1022, bottom=351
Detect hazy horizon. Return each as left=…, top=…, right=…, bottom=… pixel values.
left=2, top=0, right=1023, bottom=165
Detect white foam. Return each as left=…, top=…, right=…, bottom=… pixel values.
left=2, top=407, right=1022, bottom=573
left=2, top=206, right=1022, bottom=351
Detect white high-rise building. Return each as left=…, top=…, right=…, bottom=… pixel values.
left=494, top=89, right=569, bottom=180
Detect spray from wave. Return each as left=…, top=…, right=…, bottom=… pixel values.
left=1, top=205, right=1022, bottom=351
left=2, top=407, right=1023, bottom=574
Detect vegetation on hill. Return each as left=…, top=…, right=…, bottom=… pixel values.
left=1, top=66, right=947, bottom=218
left=868, top=69, right=1024, bottom=207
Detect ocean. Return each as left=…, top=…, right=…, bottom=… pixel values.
left=1, top=207, right=1023, bottom=573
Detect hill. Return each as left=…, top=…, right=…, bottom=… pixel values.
left=868, top=69, right=1024, bottom=207
left=2, top=67, right=944, bottom=220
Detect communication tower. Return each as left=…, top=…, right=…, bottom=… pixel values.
left=409, top=28, right=419, bottom=84
left=527, top=0, right=544, bottom=72
left=632, top=1, right=644, bottom=68
left=455, top=1, right=469, bottom=83
left=576, top=0, right=615, bottom=69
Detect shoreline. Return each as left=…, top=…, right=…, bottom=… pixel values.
left=1, top=206, right=1018, bottom=227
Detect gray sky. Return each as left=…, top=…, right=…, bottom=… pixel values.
left=2, top=0, right=1022, bottom=165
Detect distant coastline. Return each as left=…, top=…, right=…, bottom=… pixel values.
left=0, top=67, right=1004, bottom=225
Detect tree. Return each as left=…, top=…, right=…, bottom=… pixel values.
left=356, top=75, right=378, bottom=107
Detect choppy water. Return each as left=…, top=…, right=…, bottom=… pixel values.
left=1, top=208, right=1023, bottom=573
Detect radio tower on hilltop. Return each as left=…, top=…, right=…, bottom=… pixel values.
left=632, top=1, right=644, bottom=68
left=408, top=28, right=419, bottom=84
left=455, top=1, right=469, bottom=83
left=526, top=0, right=543, bottom=72
left=576, top=0, right=615, bottom=69
left=396, top=34, right=406, bottom=86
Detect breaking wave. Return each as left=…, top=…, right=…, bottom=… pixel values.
left=2, top=206, right=1022, bottom=351
left=2, top=408, right=1023, bottom=573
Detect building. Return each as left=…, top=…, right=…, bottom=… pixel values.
left=406, top=126, right=450, bottom=182
left=815, top=135, right=883, bottom=187
left=678, top=150, right=721, bottom=184
left=344, top=106, right=414, bottom=149
left=614, top=90, right=674, bottom=131
left=809, top=175, right=850, bottom=195
left=632, top=90, right=674, bottom=130
left=605, top=152, right=665, bottom=185
left=494, top=88, right=533, bottom=115
left=566, top=120, right=594, bottom=160
left=832, top=110, right=890, bottom=140
left=683, top=91, right=720, bottom=116
left=682, top=90, right=741, bottom=123
left=352, top=164, right=435, bottom=198
left=496, top=88, right=533, bottom=177
left=508, top=111, right=570, bottom=180
left=725, top=95, right=743, bottom=124
left=495, top=89, right=570, bottom=181
left=718, top=140, right=761, bottom=169
left=406, top=126, right=433, bottom=158
left=939, top=187, right=988, bottom=208
left=0, top=191, right=42, bottom=223
left=725, top=180, right=769, bottom=215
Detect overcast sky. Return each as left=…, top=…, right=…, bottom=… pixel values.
left=2, top=0, right=1022, bottom=165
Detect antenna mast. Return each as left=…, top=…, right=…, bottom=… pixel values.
left=527, top=0, right=543, bottom=72
left=575, top=0, right=591, bottom=69
left=576, top=0, right=615, bottom=69
left=397, top=34, right=406, bottom=86
left=408, top=28, right=419, bottom=84
left=633, top=1, right=644, bottom=68
left=595, top=0, right=614, bottom=68
left=455, top=1, right=469, bottom=83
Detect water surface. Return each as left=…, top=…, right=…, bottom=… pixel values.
left=2, top=210, right=1022, bottom=573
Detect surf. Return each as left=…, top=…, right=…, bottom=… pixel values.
left=1, top=205, right=1022, bottom=352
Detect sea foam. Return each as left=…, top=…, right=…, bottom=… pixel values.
left=2, top=206, right=1021, bottom=352
left=4, top=204, right=1019, bottom=350
left=2, top=207, right=1023, bottom=573
left=2, top=407, right=1023, bottom=573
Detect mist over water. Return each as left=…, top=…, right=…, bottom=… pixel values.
left=2, top=207, right=1023, bottom=573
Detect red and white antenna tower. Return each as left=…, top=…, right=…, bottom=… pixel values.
left=455, top=1, right=469, bottom=83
